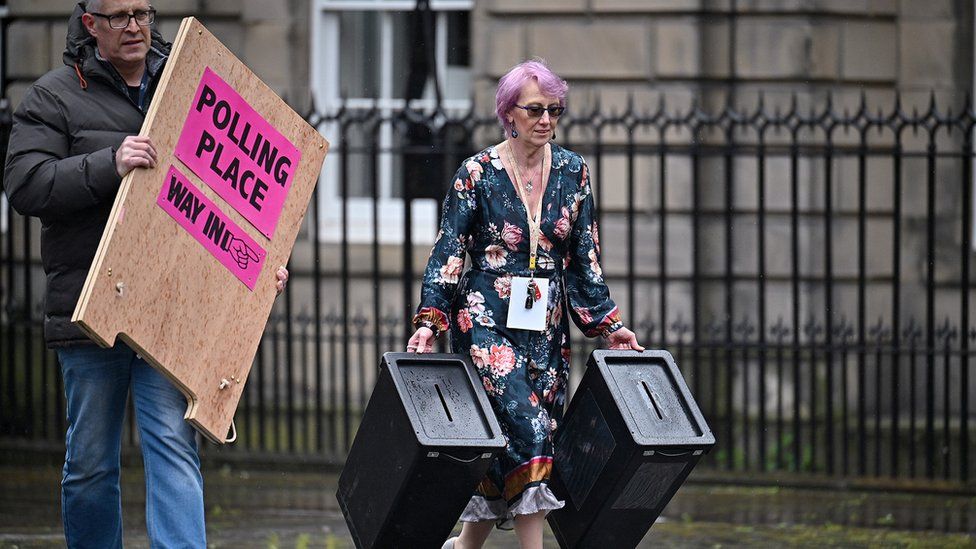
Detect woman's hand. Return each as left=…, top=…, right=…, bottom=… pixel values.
left=406, top=327, right=435, bottom=353
left=275, top=266, right=288, bottom=296
left=604, top=326, right=645, bottom=351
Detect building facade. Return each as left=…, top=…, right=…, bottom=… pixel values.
left=2, top=1, right=976, bottom=474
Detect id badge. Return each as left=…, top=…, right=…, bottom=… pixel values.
left=506, top=276, right=549, bottom=331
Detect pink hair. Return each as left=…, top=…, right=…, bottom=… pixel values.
left=495, top=59, right=568, bottom=136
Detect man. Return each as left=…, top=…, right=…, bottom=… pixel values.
left=3, top=2, right=287, bottom=546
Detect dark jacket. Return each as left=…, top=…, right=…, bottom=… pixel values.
left=3, top=3, right=170, bottom=346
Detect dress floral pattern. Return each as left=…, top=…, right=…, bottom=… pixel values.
left=414, top=142, right=623, bottom=522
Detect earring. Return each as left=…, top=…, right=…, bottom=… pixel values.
left=511, top=128, right=519, bottom=138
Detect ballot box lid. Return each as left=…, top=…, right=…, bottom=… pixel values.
left=589, top=350, right=715, bottom=448
left=382, top=353, right=506, bottom=448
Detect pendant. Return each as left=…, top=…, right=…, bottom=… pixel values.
left=526, top=179, right=533, bottom=193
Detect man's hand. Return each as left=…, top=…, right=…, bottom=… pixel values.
left=275, top=266, right=289, bottom=296
left=115, top=135, right=157, bottom=178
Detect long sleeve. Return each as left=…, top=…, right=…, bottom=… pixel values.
left=564, top=160, right=623, bottom=337
left=413, top=163, right=479, bottom=333
left=3, top=84, right=121, bottom=219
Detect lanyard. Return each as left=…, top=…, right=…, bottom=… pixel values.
left=505, top=142, right=548, bottom=274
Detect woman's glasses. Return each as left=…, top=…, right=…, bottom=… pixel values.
left=515, top=104, right=566, bottom=118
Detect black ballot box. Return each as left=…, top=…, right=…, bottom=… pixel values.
left=547, top=350, right=714, bottom=548
left=336, top=352, right=506, bottom=549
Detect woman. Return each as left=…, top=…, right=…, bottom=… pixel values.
left=407, top=59, right=643, bottom=549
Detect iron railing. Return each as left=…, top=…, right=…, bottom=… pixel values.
left=2, top=93, right=975, bottom=485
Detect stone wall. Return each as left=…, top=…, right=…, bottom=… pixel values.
left=471, top=0, right=974, bottom=332
left=3, top=0, right=973, bottom=329
left=472, top=0, right=971, bottom=113
left=5, top=0, right=312, bottom=109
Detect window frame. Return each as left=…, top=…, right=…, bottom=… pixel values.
left=310, top=0, right=473, bottom=244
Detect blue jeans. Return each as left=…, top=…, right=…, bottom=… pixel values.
left=57, top=342, right=206, bottom=548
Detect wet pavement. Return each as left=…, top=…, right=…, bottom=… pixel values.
left=1, top=461, right=975, bottom=548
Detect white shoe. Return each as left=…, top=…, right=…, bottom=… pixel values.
left=441, top=537, right=458, bottom=549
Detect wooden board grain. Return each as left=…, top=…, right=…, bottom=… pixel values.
left=72, top=17, right=328, bottom=444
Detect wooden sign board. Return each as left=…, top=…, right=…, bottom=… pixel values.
left=72, top=17, right=329, bottom=444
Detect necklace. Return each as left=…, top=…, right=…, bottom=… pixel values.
left=509, top=144, right=542, bottom=193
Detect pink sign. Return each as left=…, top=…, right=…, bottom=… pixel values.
left=174, top=67, right=301, bottom=239
left=157, top=165, right=266, bottom=290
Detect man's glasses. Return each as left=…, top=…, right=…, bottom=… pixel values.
left=89, top=9, right=156, bottom=29
left=515, top=104, right=566, bottom=118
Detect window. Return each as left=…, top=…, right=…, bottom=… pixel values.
left=311, top=0, right=473, bottom=243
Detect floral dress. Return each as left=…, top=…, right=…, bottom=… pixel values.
left=413, top=142, right=623, bottom=522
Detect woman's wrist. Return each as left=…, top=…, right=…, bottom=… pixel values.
left=412, top=307, right=449, bottom=337
left=600, top=320, right=624, bottom=339
left=417, top=320, right=440, bottom=339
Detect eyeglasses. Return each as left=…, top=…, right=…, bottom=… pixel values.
left=515, top=104, right=566, bottom=118
left=89, top=8, right=156, bottom=29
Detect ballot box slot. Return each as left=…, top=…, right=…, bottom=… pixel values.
left=398, top=362, right=493, bottom=440
left=435, top=383, right=454, bottom=422
left=605, top=356, right=703, bottom=439
left=641, top=380, right=666, bottom=421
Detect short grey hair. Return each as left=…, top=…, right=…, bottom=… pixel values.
left=85, top=1, right=155, bottom=15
